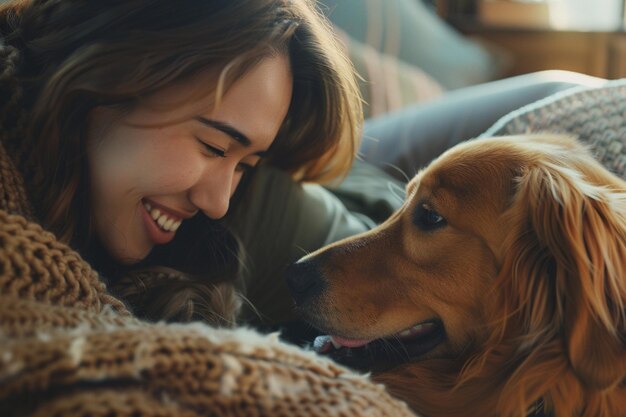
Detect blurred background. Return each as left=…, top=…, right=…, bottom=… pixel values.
left=435, top=0, right=626, bottom=79
left=315, top=0, right=625, bottom=117
left=1, top=0, right=622, bottom=118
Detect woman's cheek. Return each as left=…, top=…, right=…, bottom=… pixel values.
left=147, top=152, right=208, bottom=191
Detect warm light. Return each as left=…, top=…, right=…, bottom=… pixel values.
left=478, top=0, right=623, bottom=31
left=548, top=0, right=622, bottom=31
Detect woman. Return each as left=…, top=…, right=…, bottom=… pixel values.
left=0, top=0, right=365, bottom=326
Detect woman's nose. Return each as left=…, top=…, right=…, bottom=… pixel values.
left=188, top=165, right=239, bottom=220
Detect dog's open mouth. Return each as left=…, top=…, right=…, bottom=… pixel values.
left=313, top=319, right=446, bottom=372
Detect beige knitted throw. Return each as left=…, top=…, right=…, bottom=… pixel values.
left=0, top=134, right=416, bottom=416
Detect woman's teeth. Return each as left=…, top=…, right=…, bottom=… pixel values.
left=143, top=202, right=182, bottom=232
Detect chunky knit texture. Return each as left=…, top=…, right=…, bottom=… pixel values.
left=0, top=124, right=416, bottom=417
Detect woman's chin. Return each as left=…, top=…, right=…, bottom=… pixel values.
left=106, top=240, right=153, bottom=266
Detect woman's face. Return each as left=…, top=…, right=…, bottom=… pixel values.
left=86, top=55, right=293, bottom=264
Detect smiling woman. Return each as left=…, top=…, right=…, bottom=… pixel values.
left=0, top=0, right=364, bottom=326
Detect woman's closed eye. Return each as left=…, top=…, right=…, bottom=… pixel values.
left=196, top=136, right=256, bottom=174
left=196, top=136, right=226, bottom=157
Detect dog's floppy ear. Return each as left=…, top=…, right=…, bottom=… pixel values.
left=510, top=154, right=626, bottom=389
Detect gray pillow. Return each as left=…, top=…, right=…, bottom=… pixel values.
left=317, top=0, right=506, bottom=89
left=481, top=79, right=626, bottom=178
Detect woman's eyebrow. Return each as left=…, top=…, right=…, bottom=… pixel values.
left=193, top=116, right=268, bottom=157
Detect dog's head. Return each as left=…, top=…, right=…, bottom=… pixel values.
left=286, top=135, right=626, bottom=415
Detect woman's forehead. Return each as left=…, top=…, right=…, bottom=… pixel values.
left=123, top=55, right=293, bottom=149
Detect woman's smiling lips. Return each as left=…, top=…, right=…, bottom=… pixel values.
left=140, top=199, right=196, bottom=245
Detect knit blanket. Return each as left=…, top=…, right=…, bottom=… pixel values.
left=482, top=78, right=626, bottom=179
left=0, top=139, right=417, bottom=415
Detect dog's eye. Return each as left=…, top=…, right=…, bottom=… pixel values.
left=414, top=204, right=447, bottom=231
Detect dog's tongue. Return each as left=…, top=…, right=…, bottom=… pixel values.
left=331, top=335, right=373, bottom=348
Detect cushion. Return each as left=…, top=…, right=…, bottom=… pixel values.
left=335, top=28, right=444, bottom=118
left=481, top=79, right=626, bottom=178
left=318, top=0, right=506, bottom=89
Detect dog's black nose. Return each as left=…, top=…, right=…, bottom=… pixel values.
left=285, top=259, right=325, bottom=306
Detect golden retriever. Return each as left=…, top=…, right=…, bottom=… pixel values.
left=286, top=135, right=626, bottom=417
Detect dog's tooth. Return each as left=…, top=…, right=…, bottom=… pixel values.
left=397, top=322, right=435, bottom=339
left=399, top=329, right=412, bottom=338
left=151, top=208, right=161, bottom=221
left=172, top=220, right=181, bottom=231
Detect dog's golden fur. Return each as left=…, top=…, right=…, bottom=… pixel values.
left=298, top=135, right=626, bottom=417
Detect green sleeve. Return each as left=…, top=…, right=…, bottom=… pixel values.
left=228, top=161, right=404, bottom=325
